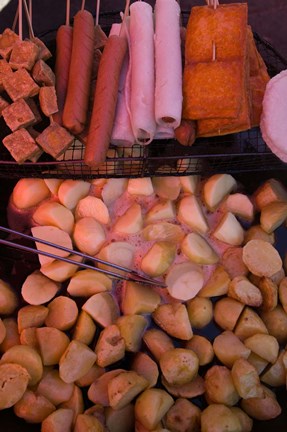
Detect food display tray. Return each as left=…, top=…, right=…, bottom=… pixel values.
left=0, top=13, right=287, bottom=179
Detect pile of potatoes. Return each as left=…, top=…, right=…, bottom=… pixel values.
left=1, top=174, right=287, bottom=431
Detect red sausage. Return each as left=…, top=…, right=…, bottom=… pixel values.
left=62, top=10, right=95, bottom=135
left=53, top=24, right=73, bottom=125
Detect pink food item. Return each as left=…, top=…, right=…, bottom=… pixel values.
left=31, top=37, right=52, bottom=61
left=3, top=128, right=41, bottom=164
left=36, top=122, right=74, bottom=158
left=32, top=59, right=55, bottom=86
left=9, top=40, right=39, bottom=70
left=39, top=86, right=58, bottom=116
left=0, top=95, right=9, bottom=116
left=3, top=68, right=39, bottom=101
left=0, top=28, right=19, bottom=59
left=0, top=59, right=13, bottom=91
left=2, top=98, right=37, bottom=131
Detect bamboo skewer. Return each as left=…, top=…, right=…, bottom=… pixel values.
left=18, top=0, right=23, bottom=40
left=95, top=0, right=100, bottom=26
left=66, top=0, right=71, bottom=25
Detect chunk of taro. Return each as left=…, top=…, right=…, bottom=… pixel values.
left=39, top=86, right=58, bottom=116
left=9, top=40, right=39, bottom=71
left=36, top=122, right=74, bottom=158
left=3, top=68, right=39, bottom=101
left=2, top=98, right=36, bottom=131
left=32, top=59, right=55, bottom=86
left=0, top=28, right=19, bottom=59
left=0, top=95, right=9, bottom=116
left=0, top=59, right=13, bottom=91
left=31, top=37, right=52, bottom=61
left=3, top=128, right=41, bottom=164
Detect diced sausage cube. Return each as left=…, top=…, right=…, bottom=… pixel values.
left=32, top=59, right=55, bottom=86
left=39, top=86, right=58, bottom=116
left=0, top=95, right=9, bottom=116
left=0, top=28, right=19, bottom=59
left=0, top=59, right=13, bottom=91
left=9, top=40, right=39, bottom=70
left=31, top=37, right=52, bottom=61
left=3, top=128, right=41, bottom=164
left=36, top=122, right=74, bottom=158
left=2, top=98, right=36, bottom=131
left=3, top=68, right=39, bottom=101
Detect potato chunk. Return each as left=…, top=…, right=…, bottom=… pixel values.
left=17, top=305, right=48, bottom=333
left=116, top=315, right=147, bottom=352
left=205, top=365, right=239, bottom=406
left=45, top=296, right=78, bottom=331
left=41, top=408, right=74, bottom=432
left=152, top=303, right=193, bottom=340
left=234, top=307, right=268, bottom=340
left=166, top=262, right=204, bottom=301
left=82, top=292, right=120, bottom=328
left=185, top=335, right=214, bottom=366
left=244, top=333, right=279, bottom=364
left=131, top=352, right=159, bottom=388
left=143, top=329, right=174, bottom=362
left=121, top=281, right=160, bottom=315
left=231, top=358, right=263, bottom=399
left=214, top=298, right=244, bottom=331
left=12, top=178, right=50, bottom=209
left=95, top=324, right=125, bottom=367
left=240, top=386, right=281, bottom=421
left=159, top=348, right=199, bottom=386
left=37, top=369, right=74, bottom=405
left=59, top=340, right=97, bottom=383
left=164, top=398, right=201, bottom=432
left=0, top=279, right=18, bottom=315
left=201, top=404, right=241, bottom=432
left=203, top=173, right=237, bottom=211
left=73, top=217, right=106, bottom=255
left=213, top=212, right=244, bottom=246
left=33, top=202, right=75, bottom=235
left=141, top=241, right=176, bottom=277
left=67, top=269, right=112, bottom=297
left=213, top=331, right=251, bottom=368
left=187, top=297, right=213, bottom=329
left=108, top=371, right=148, bottom=410
left=242, top=240, right=282, bottom=277
left=228, top=276, right=263, bottom=307
left=135, top=388, right=174, bottom=430
left=0, top=363, right=30, bottom=409
left=22, top=270, right=60, bottom=305
left=36, top=327, right=70, bottom=366
left=14, top=390, right=56, bottom=423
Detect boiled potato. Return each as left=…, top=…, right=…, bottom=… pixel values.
left=244, top=333, right=279, bottom=364
left=199, top=265, right=230, bottom=297
left=152, top=177, right=181, bottom=200
left=12, top=178, right=50, bottom=209
left=214, top=298, right=244, bottom=331
left=152, top=303, right=193, bottom=340
left=222, top=247, right=248, bottom=279
left=75, top=195, right=110, bottom=224
left=59, top=340, right=97, bottom=384
left=88, top=369, right=125, bottom=406
left=234, top=307, right=268, bottom=340
left=14, top=390, right=56, bottom=423
left=185, top=335, right=214, bottom=366
left=41, top=408, right=74, bottom=432
left=179, top=175, right=199, bottom=194
left=240, top=386, right=281, bottom=421
left=181, top=232, right=218, bottom=265
left=116, top=314, right=148, bottom=352
left=74, top=414, right=105, bottom=432
left=59, top=385, right=84, bottom=424
left=257, top=276, right=278, bottom=311
left=113, top=203, right=143, bottom=234
left=32, top=202, right=75, bottom=235
left=244, top=224, right=275, bottom=245
left=36, top=327, right=70, bottom=366
left=131, top=352, right=159, bottom=388
left=97, top=241, right=135, bottom=275
left=205, top=365, right=240, bottom=406
left=37, top=369, right=74, bottom=405
left=177, top=195, right=208, bottom=234
left=253, top=178, right=287, bottom=210
left=166, top=262, right=204, bottom=301
left=121, top=281, right=161, bottom=315
left=224, top=193, right=254, bottom=221
left=40, top=254, right=83, bottom=282
left=17, top=305, right=48, bottom=333
left=0, top=363, right=30, bottom=409
left=213, top=212, right=244, bottom=246
left=186, top=297, right=213, bottom=328
left=135, top=388, right=174, bottom=430
left=231, top=358, right=263, bottom=399
left=0, top=318, right=20, bottom=353
left=0, top=318, right=6, bottom=344
left=230, top=407, right=253, bottom=432
left=161, top=374, right=205, bottom=399
left=247, top=352, right=269, bottom=375
left=75, top=364, right=104, bottom=387
left=228, top=276, right=263, bottom=307
left=43, top=178, right=63, bottom=195
left=95, top=324, right=125, bottom=367
left=101, top=178, right=128, bottom=206
left=73, top=311, right=97, bottom=345
left=201, top=404, right=241, bottom=432
left=45, top=296, right=78, bottom=331
left=0, top=279, right=18, bottom=315
left=57, top=180, right=90, bottom=210
left=261, top=350, right=286, bottom=387
left=108, top=371, right=148, bottom=409
left=142, top=222, right=184, bottom=243
left=73, top=217, right=106, bottom=255
left=82, top=292, right=120, bottom=328
left=128, top=178, right=154, bottom=196
left=105, top=403, right=134, bottom=432
left=242, top=240, right=282, bottom=277
left=164, top=398, right=201, bottom=432
left=203, top=173, right=237, bottom=211
left=260, top=305, right=287, bottom=344
left=159, top=348, right=199, bottom=386
left=145, top=200, right=176, bottom=224
left=143, top=329, right=174, bottom=362
left=20, top=327, right=38, bottom=349
left=260, top=201, right=287, bottom=233
left=67, top=269, right=112, bottom=297
left=213, top=331, right=251, bottom=368
left=22, top=270, right=60, bottom=305
left=140, top=241, right=176, bottom=277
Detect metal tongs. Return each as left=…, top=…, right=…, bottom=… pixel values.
left=0, top=226, right=166, bottom=288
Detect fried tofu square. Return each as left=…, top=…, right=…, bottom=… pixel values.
left=0, top=59, right=13, bottom=91
left=3, top=128, right=41, bottom=164
left=3, top=68, right=39, bottom=101
left=185, top=3, right=248, bottom=63
left=9, top=40, right=39, bottom=71
left=0, top=95, right=9, bottom=116
left=2, top=98, right=37, bottom=131
left=0, top=28, right=19, bottom=60
left=183, top=60, right=244, bottom=120
left=36, top=122, right=74, bottom=159
left=39, top=86, right=58, bottom=116
left=31, top=37, right=52, bottom=61
left=32, top=59, right=55, bottom=86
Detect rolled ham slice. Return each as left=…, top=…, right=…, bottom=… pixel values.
left=109, top=23, right=135, bottom=147
left=154, top=0, right=182, bottom=129
left=129, top=1, right=156, bottom=145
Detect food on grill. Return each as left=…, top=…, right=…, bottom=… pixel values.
left=0, top=28, right=19, bottom=59
left=32, top=59, right=55, bottom=86
left=0, top=363, right=30, bottom=410
left=36, top=122, right=74, bottom=159
left=39, top=86, right=58, bottom=116
left=0, top=59, right=13, bottom=90
left=3, top=128, right=41, bottom=164
left=3, top=67, right=39, bottom=101
left=31, top=37, right=52, bottom=61
left=9, top=39, right=39, bottom=71
left=2, top=98, right=37, bottom=131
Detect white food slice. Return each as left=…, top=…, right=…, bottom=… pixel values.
left=12, top=178, right=51, bottom=210
left=32, top=201, right=75, bottom=235
left=43, top=179, right=63, bottom=195
left=59, top=340, right=97, bottom=384
left=97, top=242, right=135, bottom=274
left=145, top=200, right=176, bottom=224
left=140, top=241, right=176, bottom=277
left=67, top=269, right=112, bottom=297
left=22, top=270, right=60, bottom=305
left=203, top=174, right=237, bottom=211
left=58, top=180, right=90, bottom=210
left=166, top=262, right=204, bottom=301
left=40, top=254, right=83, bottom=282
left=142, top=222, right=184, bottom=242
left=213, top=212, right=244, bottom=246
left=113, top=203, right=143, bottom=234
left=177, top=195, right=208, bottom=234
left=82, top=292, right=120, bottom=328
left=75, top=196, right=110, bottom=224
left=73, top=217, right=106, bottom=256
left=127, top=178, right=154, bottom=196
left=152, top=177, right=181, bottom=200
left=101, top=178, right=128, bottom=206
left=135, top=388, right=174, bottom=430
left=225, top=193, right=254, bottom=221
left=31, top=226, right=72, bottom=266
left=179, top=175, right=200, bottom=194
left=181, top=232, right=218, bottom=264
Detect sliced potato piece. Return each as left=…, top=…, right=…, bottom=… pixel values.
left=179, top=175, right=199, bottom=194
left=43, top=178, right=63, bottom=195
left=45, top=296, right=78, bottom=331
left=37, top=369, right=74, bottom=405
left=32, top=201, right=75, bottom=235
left=261, top=350, right=286, bottom=387
left=141, top=241, right=176, bottom=277
left=213, top=212, right=244, bottom=246
left=159, top=348, right=199, bottom=386
left=203, top=173, right=237, bottom=211
left=0, top=344, right=43, bottom=386
left=279, top=277, right=287, bottom=313
left=244, top=224, right=275, bottom=245
left=142, top=222, right=184, bottom=243
left=228, top=276, right=263, bottom=307
left=73, top=310, right=97, bottom=345
left=181, top=232, right=218, bottom=265
left=73, top=217, right=106, bottom=256
left=67, top=269, right=112, bottom=297
left=247, top=352, right=269, bottom=375
left=0, top=279, right=18, bottom=315
left=135, top=388, right=174, bottom=430
left=152, top=303, right=193, bottom=340
left=224, top=193, right=254, bottom=221
left=40, top=254, right=83, bottom=282
left=22, top=270, right=60, bottom=305
left=41, top=408, right=74, bottom=432
left=121, top=281, right=161, bottom=315
left=59, top=340, right=97, bottom=384
left=143, top=329, right=174, bottom=362
left=253, top=178, right=287, bottom=210
left=164, top=398, right=201, bottom=432
left=31, top=225, right=72, bottom=266
left=59, top=385, right=84, bottom=424
left=95, top=324, right=125, bottom=367
left=187, top=297, right=213, bottom=329
left=234, top=307, right=268, bottom=341
left=201, top=404, right=241, bottom=432
left=105, top=404, right=135, bottom=432
left=231, top=358, right=263, bottom=399
left=116, top=314, right=148, bottom=352
left=240, top=386, right=281, bottom=421
left=177, top=195, right=208, bottom=234
left=20, top=327, right=38, bottom=350
left=75, top=196, right=110, bottom=224
left=82, top=292, right=120, bottom=328
left=166, top=262, right=204, bottom=301
left=214, top=298, right=244, bottom=331
left=128, top=178, right=154, bottom=196
left=36, top=327, right=70, bottom=366
left=161, top=374, right=205, bottom=399
left=75, top=364, right=104, bottom=387
left=230, top=407, right=253, bottom=432
left=17, top=305, right=48, bottom=333
left=97, top=241, right=135, bottom=274
left=260, top=201, right=287, bottom=233
left=14, top=390, right=56, bottom=423
left=0, top=363, right=30, bottom=409
left=205, top=365, right=240, bottom=406
left=0, top=319, right=6, bottom=344
left=74, top=414, right=104, bottom=432
left=131, top=352, right=159, bottom=388
left=199, top=265, right=230, bottom=297
left=108, top=371, right=148, bottom=410
left=222, top=247, right=248, bottom=279
left=242, top=239, right=282, bottom=277
left=12, top=178, right=50, bottom=209
left=0, top=318, right=20, bottom=353
left=185, top=335, right=214, bottom=366
left=113, top=203, right=143, bottom=234
left=257, top=276, right=278, bottom=311
left=213, top=331, right=251, bottom=369
left=102, top=178, right=128, bottom=206
left=88, top=369, right=125, bottom=406
left=261, top=305, right=287, bottom=344
left=58, top=180, right=90, bottom=210
left=152, top=177, right=181, bottom=200
left=145, top=200, right=176, bottom=224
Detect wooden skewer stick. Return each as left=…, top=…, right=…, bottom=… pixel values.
left=212, top=40, right=216, bottom=61
left=12, top=5, right=19, bottom=32
left=81, top=0, right=86, bottom=11
left=95, top=0, right=100, bottom=26
left=119, top=0, right=130, bottom=38
left=18, top=0, right=23, bottom=40
left=23, top=0, right=34, bottom=38
left=66, top=0, right=71, bottom=26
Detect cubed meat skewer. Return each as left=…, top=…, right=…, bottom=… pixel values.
left=32, top=59, right=55, bottom=86
left=36, top=122, right=74, bottom=159
left=0, top=95, right=9, bottom=116
left=3, top=68, right=39, bottom=101
left=31, top=37, right=52, bottom=61
left=39, top=86, right=58, bottom=116
left=3, top=128, right=41, bottom=164
left=2, top=98, right=37, bottom=131
left=9, top=39, right=39, bottom=71
left=0, top=59, right=13, bottom=91
left=0, top=29, right=19, bottom=60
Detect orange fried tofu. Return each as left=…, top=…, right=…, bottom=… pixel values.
left=183, top=60, right=244, bottom=120
left=185, top=4, right=248, bottom=63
